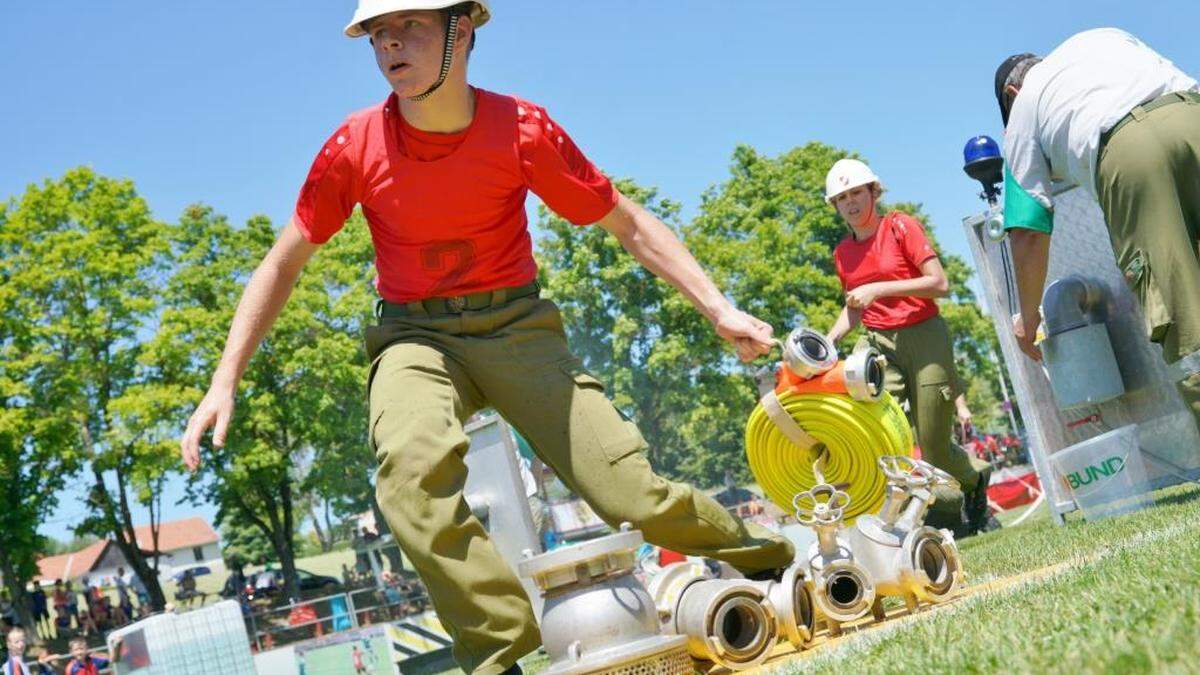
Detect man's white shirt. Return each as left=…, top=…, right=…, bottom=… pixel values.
left=1004, top=27, right=1198, bottom=211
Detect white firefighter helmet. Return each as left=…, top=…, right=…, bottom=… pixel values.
left=825, top=158, right=883, bottom=204
left=345, top=0, right=491, bottom=38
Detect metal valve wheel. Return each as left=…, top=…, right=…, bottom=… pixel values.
left=793, top=484, right=851, bottom=525
left=913, top=459, right=960, bottom=490
left=877, top=455, right=934, bottom=490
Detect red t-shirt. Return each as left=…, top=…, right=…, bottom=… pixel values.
left=293, top=87, right=618, bottom=303
left=833, top=212, right=939, bottom=330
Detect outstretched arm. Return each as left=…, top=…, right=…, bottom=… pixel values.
left=597, top=194, right=774, bottom=362
left=826, top=304, right=863, bottom=345
left=180, top=221, right=321, bottom=469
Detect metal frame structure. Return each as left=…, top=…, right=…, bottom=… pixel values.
left=462, top=412, right=543, bottom=610
left=962, top=185, right=1200, bottom=523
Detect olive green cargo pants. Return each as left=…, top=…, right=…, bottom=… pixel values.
left=855, top=316, right=989, bottom=518
left=365, top=293, right=794, bottom=674
left=1097, top=92, right=1200, bottom=429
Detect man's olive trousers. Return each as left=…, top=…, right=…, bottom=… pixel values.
left=365, top=294, right=794, bottom=674
left=1097, top=93, right=1200, bottom=429
left=856, top=316, right=989, bottom=519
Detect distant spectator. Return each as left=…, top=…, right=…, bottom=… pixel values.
left=114, top=568, right=133, bottom=616
left=51, top=581, right=68, bottom=627
left=64, top=636, right=110, bottom=675
left=0, top=593, right=16, bottom=628
left=53, top=606, right=71, bottom=638
left=109, top=600, right=128, bottom=628
left=76, top=609, right=98, bottom=637
left=91, top=598, right=109, bottom=632
left=3, top=627, right=54, bottom=675
left=64, top=581, right=79, bottom=627
left=125, top=569, right=149, bottom=610
left=175, top=570, right=207, bottom=608
left=28, top=584, right=48, bottom=640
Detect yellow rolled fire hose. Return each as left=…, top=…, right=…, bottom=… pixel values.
left=745, top=331, right=914, bottom=523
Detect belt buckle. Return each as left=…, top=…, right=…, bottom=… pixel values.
left=447, top=296, right=467, bottom=313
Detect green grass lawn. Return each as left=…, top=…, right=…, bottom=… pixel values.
left=771, top=482, right=1200, bottom=674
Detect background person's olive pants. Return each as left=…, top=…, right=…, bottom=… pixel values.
left=1097, top=93, right=1200, bottom=431
left=365, top=295, right=795, bottom=675
left=855, top=316, right=989, bottom=520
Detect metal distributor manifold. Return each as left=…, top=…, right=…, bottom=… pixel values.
left=846, top=456, right=964, bottom=615
left=646, top=562, right=780, bottom=671
left=518, top=524, right=691, bottom=675
left=793, top=484, right=876, bottom=636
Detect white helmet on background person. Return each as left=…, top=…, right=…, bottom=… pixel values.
left=825, top=158, right=883, bottom=204
left=345, top=0, right=491, bottom=38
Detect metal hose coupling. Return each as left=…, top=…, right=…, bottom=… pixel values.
left=780, top=327, right=839, bottom=379
left=647, top=562, right=778, bottom=670
left=846, top=457, right=964, bottom=612
left=744, top=562, right=816, bottom=650
left=842, top=346, right=887, bottom=402
left=518, top=524, right=691, bottom=675
left=793, top=484, right=875, bottom=635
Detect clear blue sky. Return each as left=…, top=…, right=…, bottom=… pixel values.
left=5, top=1, right=1197, bottom=542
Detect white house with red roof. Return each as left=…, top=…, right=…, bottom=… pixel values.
left=36, top=516, right=223, bottom=586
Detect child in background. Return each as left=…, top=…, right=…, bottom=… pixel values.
left=64, top=636, right=111, bottom=675
left=2, top=627, right=55, bottom=675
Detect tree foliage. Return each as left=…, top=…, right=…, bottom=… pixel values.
left=0, top=167, right=171, bottom=614
left=167, top=207, right=376, bottom=601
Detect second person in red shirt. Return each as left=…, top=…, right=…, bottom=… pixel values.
left=823, top=159, right=997, bottom=536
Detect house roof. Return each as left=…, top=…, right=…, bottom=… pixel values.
left=35, top=517, right=220, bottom=582
left=132, top=516, right=219, bottom=552
left=36, top=540, right=111, bottom=583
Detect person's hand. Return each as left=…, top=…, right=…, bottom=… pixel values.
left=1012, top=313, right=1043, bottom=362
left=712, top=306, right=775, bottom=363
left=845, top=284, right=881, bottom=310
left=180, top=385, right=236, bottom=471
left=955, top=402, right=973, bottom=428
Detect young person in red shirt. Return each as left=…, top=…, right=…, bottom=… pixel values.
left=179, top=2, right=793, bottom=673
left=823, top=159, right=997, bottom=536
left=63, top=638, right=110, bottom=675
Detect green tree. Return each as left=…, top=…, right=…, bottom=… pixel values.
left=168, top=206, right=376, bottom=601
left=0, top=168, right=172, bottom=612
left=218, top=518, right=277, bottom=568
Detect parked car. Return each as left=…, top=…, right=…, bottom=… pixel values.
left=220, top=568, right=340, bottom=601
left=172, top=565, right=213, bottom=584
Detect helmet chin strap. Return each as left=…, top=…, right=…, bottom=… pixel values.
left=408, top=12, right=459, bottom=102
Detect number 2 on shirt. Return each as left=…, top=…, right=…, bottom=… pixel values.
left=420, top=240, right=476, bottom=297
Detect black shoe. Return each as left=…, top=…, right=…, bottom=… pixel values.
left=501, top=665, right=523, bottom=675
left=962, top=468, right=1000, bottom=535
left=925, top=505, right=972, bottom=539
